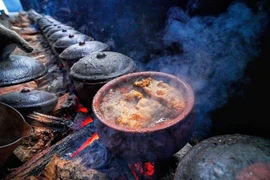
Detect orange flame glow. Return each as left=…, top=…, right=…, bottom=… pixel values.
left=71, top=132, right=99, bottom=158
left=80, top=117, right=93, bottom=127
left=77, top=106, right=88, bottom=113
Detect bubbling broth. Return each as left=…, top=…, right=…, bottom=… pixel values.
left=100, top=77, right=186, bottom=128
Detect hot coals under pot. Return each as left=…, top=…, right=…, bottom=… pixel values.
left=70, top=51, right=136, bottom=111
left=92, top=71, right=195, bottom=162
left=174, top=134, right=270, bottom=180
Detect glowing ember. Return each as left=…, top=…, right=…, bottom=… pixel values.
left=129, top=162, right=155, bottom=179
left=71, top=132, right=99, bottom=158
left=77, top=106, right=88, bottom=113
left=145, top=162, right=155, bottom=176
left=80, top=117, right=93, bottom=127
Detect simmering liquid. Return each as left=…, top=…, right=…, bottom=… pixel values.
left=100, top=77, right=186, bottom=128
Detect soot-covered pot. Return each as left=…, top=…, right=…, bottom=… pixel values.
left=70, top=51, right=136, bottom=110
left=37, top=18, right=60, bottom=32
left=44, top=25, right=74, bottom=39
left=174, top=134, right=270, bottom=180
left=92, top=71, right=195, bottom=162
left=0, top=24, right=47, bottom=87
left=43, top=23, right=66, bottom=34
left=47, top=29, right=81, bottom=45
left=52, top=34, right=94, bottom=55
left=59, top=41, right=110, bottom=72
left=0, top=88, right=58, bottom=116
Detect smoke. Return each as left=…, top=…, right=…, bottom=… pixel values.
left=144, top=2, right=268, bottom=139
left=23, top=0, right=268, bottom=139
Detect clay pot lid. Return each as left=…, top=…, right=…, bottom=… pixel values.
left=53, top=34, right=94, bottom=49
left=0, top=88, right=58, bottom=109
left=43, top=23, right=68, bottom=33
left=174, top=134, right=270, bottom=180
left=37, top=19, right=59, bottom=31
left=70, top=51, right=136, bottom=82
left=45, top=25, right=74, bottom=38
left=47, top=29, right=81, bottom=44
left=59, top=41, right=110, bottom=60
left=0, top=55, right=47, bottom=87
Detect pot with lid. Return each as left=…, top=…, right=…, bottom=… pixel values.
left=0, top=88, right=58, bottom=116
left=52, top=34, right=94, bottom=55
left=47, top=29, right=81, bottom=45
left=59, top=41, right=110, bottom=72
left=70, top=51, right=136, bottom=111
left=37, top=18, right=60, bottom=32
left=44, top=25, right=74, bottom=39
left=174, top=134, right=270, bottom=180
left=0, top=24, right=47, bottom=87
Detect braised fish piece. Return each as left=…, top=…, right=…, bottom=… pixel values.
left=124, top=90, right=144, bottom=101
left=134, top=77, right=186, bottom=116
left=116, top=98, right=166, bottom=128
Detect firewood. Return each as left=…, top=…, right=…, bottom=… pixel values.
left=5, top=125, right=95, bottom=179
left=36, top=154, right=109, bottom=180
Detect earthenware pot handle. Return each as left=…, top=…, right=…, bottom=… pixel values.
left=0, top=23, right=33, bottom=61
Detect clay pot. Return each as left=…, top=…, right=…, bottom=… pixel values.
left=36, top=16, right=61, bottom=31
left=44, top=25, right=74, bottom=38
left=0, top=102, right=33, bottom=171
left=70, top=51, right=136, bottom=110
left=47, top=29, right=81, bottom=45
left=36, top=18, right=57, bottom=31
left=52, top=34, right=94, bottom=55
left=28, top=10, right=43, bottom=22
left=92, top=71, right=195, bottom=162
left=0, top=88, right=58, bottom=116
left=59, top=41, right=110, bottom=72
left=0, top=24, right=47, bottom=87
left=174, top=134, right=270, bottom=180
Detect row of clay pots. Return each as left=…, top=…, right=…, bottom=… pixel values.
left=29, top=11, right=136, bottom=111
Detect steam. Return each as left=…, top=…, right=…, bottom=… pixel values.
left=144, top=2, right=268, bottom=139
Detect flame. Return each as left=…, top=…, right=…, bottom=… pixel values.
left=71, top=132, right=99, bottom=158
left=80, top=117, right=93, bottom=127
left=130, top=162, right=155, bottom=179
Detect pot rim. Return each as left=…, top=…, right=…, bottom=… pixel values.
left=0, top=102, right=33, bottom=148
left=92, top=71, right=195, bottom=133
